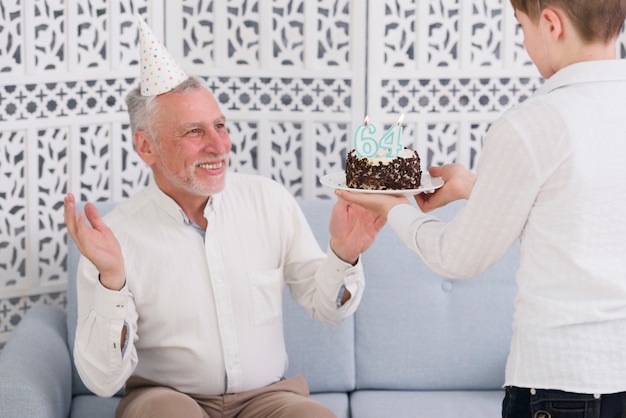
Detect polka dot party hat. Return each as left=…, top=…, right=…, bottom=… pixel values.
left=137, top=14, right=189, bottom=96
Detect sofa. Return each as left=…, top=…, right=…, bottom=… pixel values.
left=0, top=198, right=518, bottom=417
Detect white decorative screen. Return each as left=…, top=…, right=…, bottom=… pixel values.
left=0, top=0, right=625, bottom=345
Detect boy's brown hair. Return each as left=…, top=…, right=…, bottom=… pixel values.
left=510, top=0, right=626, bottom=43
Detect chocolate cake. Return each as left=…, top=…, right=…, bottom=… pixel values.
left=345, top=148, right=422, bottom=190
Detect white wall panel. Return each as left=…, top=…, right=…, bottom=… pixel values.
left=0, top=0, right=625, bottom=345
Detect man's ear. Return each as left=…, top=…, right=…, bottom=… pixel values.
left=134, top=130, right=157, bottom=166
left=540, top=7, right=565, bottom=41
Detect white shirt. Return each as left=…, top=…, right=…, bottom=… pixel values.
left=388, top=60, right=626, bottom=394
left=74, top=173, right=364, bottom=397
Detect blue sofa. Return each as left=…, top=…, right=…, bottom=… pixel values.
left=0, top=198, right=518, bottom=417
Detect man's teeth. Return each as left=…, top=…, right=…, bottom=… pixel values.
left=198, top=162, right=221, bottom=169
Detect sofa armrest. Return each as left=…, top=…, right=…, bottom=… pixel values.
left=0, top=303, right=72, bottom=418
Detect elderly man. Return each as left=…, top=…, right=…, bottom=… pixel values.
left=64, top=17, right=384, bottom=418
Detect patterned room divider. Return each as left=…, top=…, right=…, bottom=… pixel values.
left=0, top=0, right=624, bottom=346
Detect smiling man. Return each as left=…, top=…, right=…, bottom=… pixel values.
left=63, top=17, right=385, bottom=418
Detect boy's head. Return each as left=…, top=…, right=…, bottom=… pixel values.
left=510, top=0, right=626, bottom=43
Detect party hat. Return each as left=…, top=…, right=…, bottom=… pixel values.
left=137, top=15, right=189, bottom=96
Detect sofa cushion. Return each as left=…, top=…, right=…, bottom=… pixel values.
left=283, top=292, right=355, bottom=392
left=68, top=393, right=348, bottom=418
left=311, top=393, right=350, bottom=418
left=70, top=395, right=120, bottom=418
left=355, top=200, right=518, bottom=390
left=285, top=199, right=355, bottom=393
left=350, top=390, right=504, bottom=418
left=0, top=304, right=72, bottom=418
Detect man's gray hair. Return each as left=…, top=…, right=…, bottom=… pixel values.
left=125, top=76, right=210, bottom=141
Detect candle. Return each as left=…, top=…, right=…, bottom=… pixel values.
left=353, top=115, right=379, bottom=158
left=379, top=113, right=404, bottom=158
left=353, top=114, right=405, bottom=158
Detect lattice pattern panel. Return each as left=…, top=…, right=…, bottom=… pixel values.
left=229, top=121, right=260, bottom=174
left=0, top=2, right=22, bottom=73
left=118, top=1, right=151, bottom=66
left=0, top=70, right=548, bottom=344
left=468, top=122, right=491, bottom=169
left=2, top=0, right=625, bottom=348
left=424, top=122, right=459, bottom=168
left=120, top=123, right=152, bottom=198
left=314, top=0, right=352, bottom=68
left=79, top=124, right=111, bottom=202
left=3, top=0, right=349, bottom=346
left=0, top=1, right=150, bottom=76
left=269, top=122, right=304, bottom=197
left=424, top=0, right=463, bottom=68
left=370, top=0, right=568, bottom=174
left=0, top=80, right=134, bottom=123
left=271, top=0, right=305, bottom=66
left=313, top=122, right=349, bottom=199
left=205, top=77, right=353, bottom=113
left=380, top=76, right=543, bottom=115
left=380, top=0, right=534, bottom=69
left=0, top=131, right=27, bottom=289
left=31, top=1, right=67, bottom=72
left=398, top=122, right=487, bottom=171
left=372, top=75, right=543, bottom=169
left=226, top=0, right=262, bottom=66
left=1, top=77, right=352, bottom=124
left=38, top=128, right=70, bottom=284
left=180, top=0, right=352, bottom=69
left=0, top=293, right=67, bottom=334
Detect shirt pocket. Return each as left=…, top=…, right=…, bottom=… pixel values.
left=249, top=268, right=284, bottom=326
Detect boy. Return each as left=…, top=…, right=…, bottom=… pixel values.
left=337, top=1, right=626, bottom=416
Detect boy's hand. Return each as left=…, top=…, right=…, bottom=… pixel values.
left=414, top=164, right=476, bottom=212
left=334, top=190, right=409, bottom=218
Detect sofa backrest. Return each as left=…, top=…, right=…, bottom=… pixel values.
left=354, top=200, right=518, bottom=391
left=284, top=199, right=355, bottom=393
left=66, top=200, right=356, bottom=396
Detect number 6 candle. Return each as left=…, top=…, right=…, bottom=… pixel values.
left=353, top=116, right=378, bottom=158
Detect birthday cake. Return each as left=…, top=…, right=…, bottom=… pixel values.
left=345, top=115, right=422, bottom=190
left=345, top=147, right=422, bottom=190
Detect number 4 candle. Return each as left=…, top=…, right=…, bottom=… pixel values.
left=380, top=113, right=404, bottom=158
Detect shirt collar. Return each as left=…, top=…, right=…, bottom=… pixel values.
left=146, top=180, right=221, bottom=225
left=536, top=59, right=626, bottom=96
